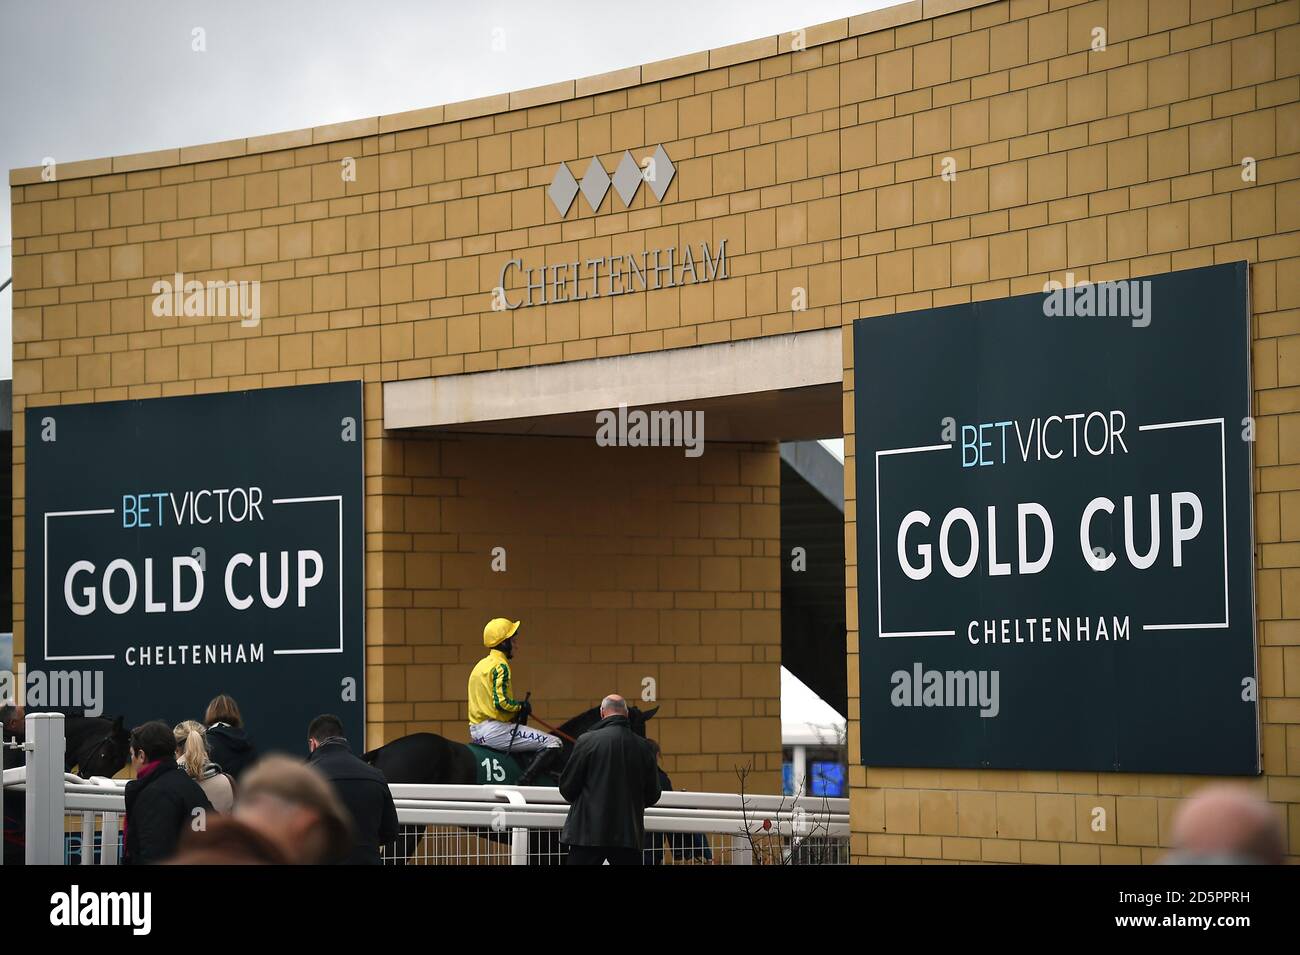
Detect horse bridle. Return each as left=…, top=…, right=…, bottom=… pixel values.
left=78, top=728, right=124, bottom=776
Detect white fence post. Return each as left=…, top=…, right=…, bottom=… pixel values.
left=80, top=812, right=95, bottom=865
left=26, top=712, right=66, bottom=865
left=495, top=788, right=530, bottom=865
left=100, top=811, right=121, bottom=866
left=93, top=776, right=122, bottom=866
left=731, top=834, right=753, bottom=865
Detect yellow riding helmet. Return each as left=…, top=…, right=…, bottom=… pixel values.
left=483, top=618, right=521, bottom=648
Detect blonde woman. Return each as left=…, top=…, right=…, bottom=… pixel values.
left=174, top=720, right=236, bottom=813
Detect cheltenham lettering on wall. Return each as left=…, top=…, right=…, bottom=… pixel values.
left=497, top=241, right=728, bottom=310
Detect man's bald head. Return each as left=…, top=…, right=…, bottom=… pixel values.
left=1169, top=785, right=1285, bottom=865
left=600, top=694, right=627, bottom=717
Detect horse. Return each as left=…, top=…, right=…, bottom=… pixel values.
left=2, top=714, right=131, bottom=865
left=65, top=715, right=132, bottom=779
left=1, top=712, right=130, bottom=779
left=363, top=703, right=658, bottom=864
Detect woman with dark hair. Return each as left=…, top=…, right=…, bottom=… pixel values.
left=123, top=721, right=213, bottom=864
left=204, top=694, right=257, bottom=779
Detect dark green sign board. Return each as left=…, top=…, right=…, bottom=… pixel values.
left=24, top=382, right=365, bottom=759
left=854, top=262, right=1258, bottom=774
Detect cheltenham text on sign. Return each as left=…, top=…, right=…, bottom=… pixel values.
left=498, top=241, right=728, bottom=309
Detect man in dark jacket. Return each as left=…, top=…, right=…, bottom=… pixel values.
left=306, top=714, right=399, bottom=865
left=559, top=694, right=661, bottom=865
left=124, top=721, right=213, bottom=864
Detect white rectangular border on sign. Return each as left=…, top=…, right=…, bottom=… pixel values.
left=42, top=498, right=346, bottom=660
left=270, top=495, right=344, bottom=655
left=874, top=420, right=1231, bottom=639
left=44, top=509, right=116, bottom=662
left=874, top=443, right=954, bottom=639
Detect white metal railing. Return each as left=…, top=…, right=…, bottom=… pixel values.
left=380, top=787, right=848, bottom=865
left=4, top=714, right=849, bottom=865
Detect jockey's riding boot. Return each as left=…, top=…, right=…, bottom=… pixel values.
left=518, top=747, right=561, bottom=786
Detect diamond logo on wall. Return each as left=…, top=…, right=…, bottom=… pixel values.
left=646, top=144, right=675, bottom=201
left=612, top=151, right=643, bottom=206
left=579, top=156, right=610, bottom=212
left=548, top=162, right=579, bottom=217
left=548, top=146, right=676, bottom=216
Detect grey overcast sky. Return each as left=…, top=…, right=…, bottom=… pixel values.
left=0, top=0, right=896, bottom=379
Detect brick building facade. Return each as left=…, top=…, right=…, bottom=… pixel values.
left=10, top=0, right=1299, bottom=859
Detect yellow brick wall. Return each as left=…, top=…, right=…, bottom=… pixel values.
left=8, top=0, right=1299, bottom=848
left=366, top=432, right=782, bottom=790
left=838, top=0, right=1300, bottom=863
left=9, top=0, right=851, bottom=794
left=9, top=22, right=853, bottom=385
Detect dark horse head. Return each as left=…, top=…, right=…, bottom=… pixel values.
left=0, top=712, right=130, bottom=779
left=556, top=703, right=660, bottom=745
left=67, top=715, right=131, bottom=779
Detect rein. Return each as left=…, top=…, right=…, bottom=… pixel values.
left=529, top=713, right=578, bottom=744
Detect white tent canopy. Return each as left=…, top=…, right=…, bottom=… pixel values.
left=781, top=666, right=845, bottom=747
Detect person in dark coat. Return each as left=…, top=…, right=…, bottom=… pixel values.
left=559, top=694, right=661, bottom=865
left=123, top=721, right=213, bottom=864
left=306, top=714, right=398, bottom=865
left=640, top=739, right=714, bottom=865
left=204, top=694, right=257, bottom=779
left=642, top=739, right=673, bottom=865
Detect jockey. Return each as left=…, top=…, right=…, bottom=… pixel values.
left=468, top=618, right=563, bottom=785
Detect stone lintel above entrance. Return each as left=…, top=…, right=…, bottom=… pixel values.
left=384, top=329, right=843, bottom=441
